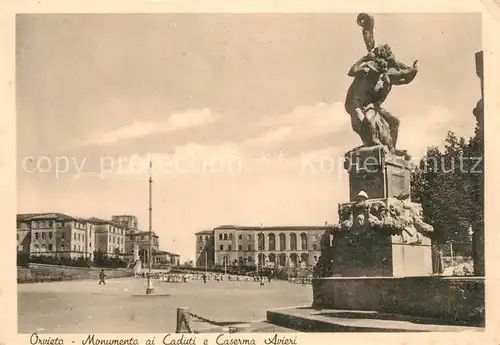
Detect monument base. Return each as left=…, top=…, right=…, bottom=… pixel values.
left=331, top=232, right=432, bottom=277
left=266, top=307, right=483, bottom=332
left=311, top=276, right=485, bottom=327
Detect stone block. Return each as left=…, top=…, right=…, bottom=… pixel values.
left=330, top=232, right=432, bottom=277
left=312, top=276, right=485, bottom=327
left=344, top=145, right=411, bottom=202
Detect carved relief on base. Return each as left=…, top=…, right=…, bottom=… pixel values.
left=334, top=197, right=434, bottom=245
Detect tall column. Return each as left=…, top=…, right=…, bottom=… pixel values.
left=472, top=50, right=484, bottom=277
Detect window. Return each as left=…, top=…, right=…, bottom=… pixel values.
left=238, top=235, right=242, bottom=240
left=41, top=232, right=46, bottom=240
left=248, top=235, right=251, bottom=240
left=223, top=233, right=228, bottom=240
left=228, top=245, right=232, bottom=251
left=248, top=245, right=252, bottom=251
left=61, top=245, right=65, bottom=251
left=48, top=244, right=53, bottom=251
left=219, top=233, right=223, bottom=240
left=74, top=233, right=77, bottom=240
left=89, top=242, right=92, bottom=247
left=34, top=244, right=40, bottom=252
left=238, top=245, right=242, bottom=251
left=35, top=232, right=39, bottom=240
left=41, top=244, right=46, bottom=252
left=205, top=236, right=208, bottom=240
left=220, top=245, right=224, bottom=250
left=248, top=256, right=252, bottom=262
left=229, top=234, right=233, bottom=240
left=49, top=232, right=53, bottom=239
left=199, top=236, right=203, bottom=241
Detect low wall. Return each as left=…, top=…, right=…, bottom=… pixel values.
left=18, top=263, right=133, bottom=283
left=312, top=276, right=484, bottom=327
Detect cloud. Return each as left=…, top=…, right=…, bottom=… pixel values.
left=71, top=108, right=218, bottom=148
left=243, top=102, right=350, bottom=151
left=398, top=106, right=476, bottom=160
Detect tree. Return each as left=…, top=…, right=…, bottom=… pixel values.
left=411, top=127, right=483, bottom=248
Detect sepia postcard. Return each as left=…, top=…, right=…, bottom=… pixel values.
left=1, top=1, right=499, bottom=345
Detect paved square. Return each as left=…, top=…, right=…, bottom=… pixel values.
left=18, top=277, right=312, bottom=333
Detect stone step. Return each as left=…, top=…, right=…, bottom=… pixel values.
left=195, top=321, right=300, bottom=333
left=266, top=307, right=484, bottom=332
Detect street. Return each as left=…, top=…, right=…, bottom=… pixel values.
left=18, top=277, right=312, bottom=333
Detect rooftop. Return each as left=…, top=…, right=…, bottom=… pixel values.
left=213, top=225, right=334, bottom=231
left=195, top=230, right=214, bottom=235
left=19, top=213, right=79, bottom=221
left=155, top=250, right=179, bottom=256
left=88, top=217, right=127, bottom=228
left=127, top=230, right=158, bottom=237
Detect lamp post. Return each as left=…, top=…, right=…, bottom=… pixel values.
left=146, top=158, right=154, bottom=294
left=259, top=224, right=263, bottom=274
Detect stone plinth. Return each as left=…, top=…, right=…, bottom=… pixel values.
left=344, top=145, right=411, bottom=202
left=311, top=276, right=485, bottom=327
left=330, top=232, right=432, bottom=277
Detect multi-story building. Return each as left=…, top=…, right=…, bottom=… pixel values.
left=195, top=230, right=215, bottom=268
left=23, top=213, right=95, bottom=259
left=16, top=212, right=180, bottom=265
left=17, top=214, right=36, bottom=253
left=198, top=225, right=331, bottom=269
left=111, top=215, right=138, bottom=230
left=125, top=229, right=160, bottom=266
left=89, top=217, right=127, bottom=257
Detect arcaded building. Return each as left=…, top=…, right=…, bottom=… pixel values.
left=195, top=225, right=332, bottom=269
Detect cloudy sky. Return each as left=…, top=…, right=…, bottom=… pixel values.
left=16, top=13, right=481, bottom=261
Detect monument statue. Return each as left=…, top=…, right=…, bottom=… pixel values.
left=315, top=14, right=434, bottom=278
left=345, top=13, right=418, bottom=152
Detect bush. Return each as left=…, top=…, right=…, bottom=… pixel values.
left=92, top=249, right=127, bottom=269
left=27, top=254, right=92, bottom=268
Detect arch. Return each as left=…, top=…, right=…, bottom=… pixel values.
left=229, top=233, right=233, bottom=240
left=300, top=253, right=308, bottom=266
left=300, top=232, right=308, bottom=250
left=258, top=233, right=265, bottom=251
left=221, top=255, right=230, bottom=265
left=290, top=253, right=299, bottom=267
left=290, top=233, right=297, bottom=250
left=268, top=233, right=276, bottom=251
left=279, top=233, right=286, bottom=251
left=223, top=233, right=228, bottom=240
left=279, top=253, right=287, bottom=267
left=258, top=253, right=266, bottom=267
left=268, top=253, right=277, bottom=267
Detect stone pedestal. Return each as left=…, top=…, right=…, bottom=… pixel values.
left=344, top=145, right=412, bottom=202
left=331, top=232, right=432, bottom=277
left=325, top=145, right=433, bottom=278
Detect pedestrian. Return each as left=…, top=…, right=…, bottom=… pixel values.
left=202, top=273, right=207, bottom=284
left=99, top=269, right=107, bottom=285
left=260, top=275, right=264, bottom=286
